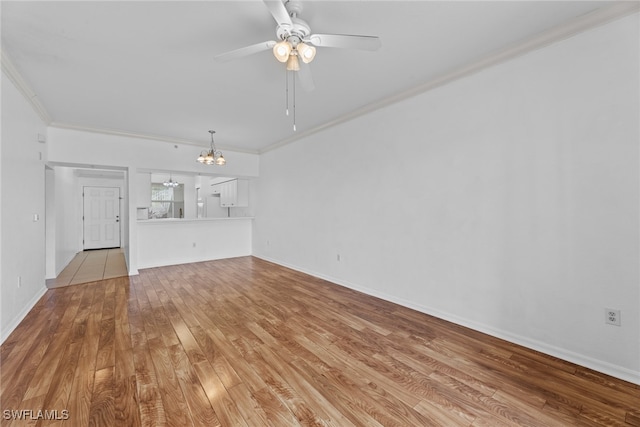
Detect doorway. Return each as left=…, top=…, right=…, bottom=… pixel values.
left=83, top=186, right=121, bottom=250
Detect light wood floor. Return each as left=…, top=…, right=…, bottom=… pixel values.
left=2, top=256, right=638, bottom=426
left=47, top=248, right=128, bottom=289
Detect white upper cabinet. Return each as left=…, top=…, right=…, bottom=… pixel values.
left=215, top=179, right=249, bottom=208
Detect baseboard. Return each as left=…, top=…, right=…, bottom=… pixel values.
left=253, top=254, right=640, bottom=385
left=0, top=286, right=48, bottom=345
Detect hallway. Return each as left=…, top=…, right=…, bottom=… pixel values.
left=47, top=248, right=128, bottom=288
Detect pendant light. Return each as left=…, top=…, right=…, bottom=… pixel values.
left=197, top=130, right=226, bottom=166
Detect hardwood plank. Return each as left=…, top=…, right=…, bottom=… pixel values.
left=36, top=340, right=83, bottom=423
left=0, top=319, right=58, bottom=410
left=66, top=280, right=105, bottom=426
left=114, top=341, right=141, bottom=426
left=289, top=358, right=389, bottom=427
left=146, top=337, right=194, bottom=426
left=88, top=367, right=114, bottom=427
left=413, top=398, right=476, bottom=426
left=127, top=277, right=167, bottom=427
left=201, top=326, right=270, bottom=394
left=227, top=383, right=300, bottom=427
left=94, top=317, right=115, bottom=368
left=259, top=321, right=434, bottom=426
left=192, top=360, right=242, bottom=426
left=252, top=344, right=358, bottom=426
left=167, top=344, right=220, bottom=426
left=132, top=345, right=167, bottom=427
left=20, top=289, right=84, bottom=402
left=626, top=409, right=640, bottom=427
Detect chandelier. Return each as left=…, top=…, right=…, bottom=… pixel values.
left=197, top=130, right=226, bottom=166
left=163, top=174, right=179, bottom=188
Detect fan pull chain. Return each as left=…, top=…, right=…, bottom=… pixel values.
left=284, top=69, right=297, bottom=132
left=285, top=69, right=289, bottom=116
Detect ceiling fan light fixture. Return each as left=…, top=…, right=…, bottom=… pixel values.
left=297, top=42, right=316, bottom=63
left=273, top=40, right=292, bottom=62
left=286, top=53, right=300, bottom=71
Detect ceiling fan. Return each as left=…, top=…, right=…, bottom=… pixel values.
left=215, top=0, right=382, bottom=91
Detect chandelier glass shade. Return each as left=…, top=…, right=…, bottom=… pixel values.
left=197, top=130, right=226, bottom=166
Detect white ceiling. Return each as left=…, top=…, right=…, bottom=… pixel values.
left=1, top=1, right=628, bottom=153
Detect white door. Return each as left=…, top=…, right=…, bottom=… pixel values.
left=83, top=186, right=121, bottom=250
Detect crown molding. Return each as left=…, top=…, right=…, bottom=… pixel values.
left=1, top=49, right=52, bottom=124
left=260, top=1, right=640, bottom=154
left=48, top=122, right=259, bottom=155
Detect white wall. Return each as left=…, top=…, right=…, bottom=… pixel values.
left=253, top=15, right=639, bottom=383
left=1, top=70, right=48, bottom=342
left=54, top=167, right=79, bottom=276
left=137, top=218, right=252, bottom=269
left=45, top=167, right=55, bottom=277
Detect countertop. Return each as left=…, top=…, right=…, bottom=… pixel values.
left=137, top=217, right=254, bottom=224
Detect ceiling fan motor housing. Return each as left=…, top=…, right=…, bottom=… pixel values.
left=276, top=16, right=311, bottom=46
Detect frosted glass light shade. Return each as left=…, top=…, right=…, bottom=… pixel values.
left=286, top=54, right=300, bottom=71
left=297, top=42, right=316, bottom=63
left=273, top=40, right=292, bottom=62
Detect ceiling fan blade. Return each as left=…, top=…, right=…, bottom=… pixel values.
left=215, top=40, right=276, bottom=62
left=297, top=61, right=315, bottom=92
left=308, top=34, right=381, bottom=51
left=263, top=0, right=293, bottom=28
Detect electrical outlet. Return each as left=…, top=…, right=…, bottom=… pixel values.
left=336, top=254, right=341, bottom=262
left=17, top=276, right=21, bottom=288
left=605, top=309, right=621, bottom=326
left=192, top=242, right=196, bottom=248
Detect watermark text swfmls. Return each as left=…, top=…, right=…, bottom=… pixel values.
left=3, top=409, right=70, bottom=421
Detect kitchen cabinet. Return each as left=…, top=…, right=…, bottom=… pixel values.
left=220, top=180, right=235, bottom=207
left=216, top=179, right=249, bottom=208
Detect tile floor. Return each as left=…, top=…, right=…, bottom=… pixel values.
left=47, top=248, right=128, bottom=288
